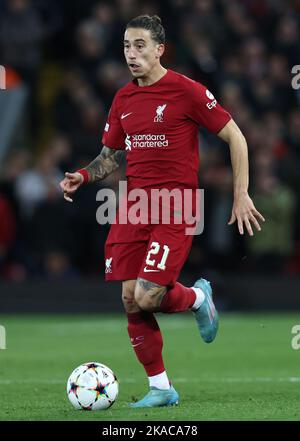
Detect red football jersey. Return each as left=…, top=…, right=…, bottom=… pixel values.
left=102, top=69, right=231, bottom=191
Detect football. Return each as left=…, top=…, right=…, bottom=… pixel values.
left=67, top=362, right=119, bottom=410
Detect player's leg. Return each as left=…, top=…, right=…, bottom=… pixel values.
left=135, top=277, right=218, bottom=344
left=105, top=210, right=177, bottom=407
left=130, top=278, right=195, bottom=408
left=123, top=279, right=166, bottom=380
left=122, top=279, right=140, bottom=314
left=105, top=235, right=173, bottom=406
left=129, top=224, right=219, bottom=407
left=104, top=223, right=177, bottom=408
left=123, top=279, right=164, bottom=377
left=135, top=223, right=219, bottom=343
left=135, top=278, right=197, bottom=313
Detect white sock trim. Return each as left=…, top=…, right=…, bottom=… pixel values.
left=148, top=371, right=170, bottom=390
left=191, top=287, right=205, bottom=311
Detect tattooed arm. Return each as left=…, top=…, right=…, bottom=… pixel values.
left=59, top=146, right=123, bottom=202
left=85, top=146, right=123, bottom=183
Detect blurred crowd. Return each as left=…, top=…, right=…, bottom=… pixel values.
left=0, top=0, right=300, bottom=281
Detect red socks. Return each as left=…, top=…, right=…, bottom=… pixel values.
left=126, top=283, right=196, bottom=377
left=127, top=311, right=165, bottom=377
left=159, top=282, right=196, bottom=313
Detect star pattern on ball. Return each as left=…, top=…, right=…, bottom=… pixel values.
left=85, top=362, right=99, bottom=371
left=69, top=382, right=78, bottom=396
left=94, top=380, right=109, bottom=399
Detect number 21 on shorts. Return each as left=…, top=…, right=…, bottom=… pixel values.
left=145, top=241, right=170, bottom=271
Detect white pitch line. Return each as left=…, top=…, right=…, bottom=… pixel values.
left=0, top=377, right=300, bottom=385
left=170, top=377, right=300, bottom=383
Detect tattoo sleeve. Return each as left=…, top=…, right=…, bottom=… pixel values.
left=137, top=279, right=163, bottom=292
left=84, top=146, right=123, bottom=183
left=137, top=278, right=167, bottom=308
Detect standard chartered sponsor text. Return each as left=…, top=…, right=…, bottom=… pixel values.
left=131, top=134, right=169, bottom=148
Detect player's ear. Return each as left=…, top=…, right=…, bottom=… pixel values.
left=156, top=43, right=165, bottom=58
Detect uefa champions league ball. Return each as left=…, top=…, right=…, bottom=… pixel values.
left=67, top=362, right=119, bottom=410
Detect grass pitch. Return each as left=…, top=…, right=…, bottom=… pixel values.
left=0, top=313, right=299, bottom=421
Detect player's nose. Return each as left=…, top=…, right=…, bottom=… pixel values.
left=127, top=47, right=137, bottom=59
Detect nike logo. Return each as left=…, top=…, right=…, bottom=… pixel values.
left=143, top=267, right=160, bottom=272
left=121, top=112, right=132, bottom=119
left=131, top=336, right=144, bottom=348
left=132, top=343, right=143, bottom=348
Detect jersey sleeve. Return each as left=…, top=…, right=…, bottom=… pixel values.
left=101, top=92, right=126, bottom=149
left=186, top=81, right=231, bottom=133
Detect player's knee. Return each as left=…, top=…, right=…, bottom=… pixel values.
left=121, top=289, right=135, bottom=304
left=122, top=280, right=139, bottom=313
left=135, top=295, right=153, bottom=312
left=122, top=293, right=137, bottom=312
left=122, top=280, right=136, bottom=299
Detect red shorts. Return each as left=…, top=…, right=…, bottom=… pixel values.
left=105, top=220, right=194, bottom=287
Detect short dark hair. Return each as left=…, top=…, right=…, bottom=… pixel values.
left=126, top=15, right=165, bottom=44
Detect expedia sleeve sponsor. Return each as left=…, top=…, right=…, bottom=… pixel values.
left=186, top=81, right=231, bottom=133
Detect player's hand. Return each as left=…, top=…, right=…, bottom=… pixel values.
left=228, top=192, right=265, bottom=236
left=59, top=172, right=84, bottom=202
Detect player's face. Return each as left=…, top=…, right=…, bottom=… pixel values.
left=124, top=28, right=164, bottom=78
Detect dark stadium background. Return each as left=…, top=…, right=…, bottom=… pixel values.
left=0, top=0, right=300, bottom=312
